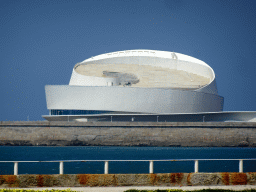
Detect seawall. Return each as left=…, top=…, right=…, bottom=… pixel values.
left=0, top=172, right=255, bottom=187
left=0, top=121, right=256, bottom=147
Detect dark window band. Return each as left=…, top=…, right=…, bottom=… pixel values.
left=51, top=110, right=113, bottom=115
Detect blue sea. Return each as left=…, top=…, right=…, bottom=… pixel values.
left=0, top=147, right=256, bottom=175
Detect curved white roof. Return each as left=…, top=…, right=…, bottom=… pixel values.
left=82, top=49, right=208, bottom=67
left=69, top=49, right=217, bottom=93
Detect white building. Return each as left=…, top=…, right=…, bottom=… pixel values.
left=43, top=50, right=256, bottom=122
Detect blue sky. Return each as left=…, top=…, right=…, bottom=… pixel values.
left=1, top=0, right=256, bottom=121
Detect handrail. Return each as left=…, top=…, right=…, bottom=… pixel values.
left=1, top=159, right=255, bottom=176
left=1, top=158, right=255, bottom=162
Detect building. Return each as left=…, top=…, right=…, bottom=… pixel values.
left=43, top=50, right=256, bottom=122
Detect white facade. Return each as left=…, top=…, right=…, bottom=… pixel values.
left=44, top=50, right=224, bottom=119
left=45, top=85, right=223, bottom=114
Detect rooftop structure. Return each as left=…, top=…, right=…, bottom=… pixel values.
left=74, top=63, right=210, bottom=89
left=69, top=50, right=217, bottom=93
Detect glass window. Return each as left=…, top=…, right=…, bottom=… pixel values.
left=51, top=110, right=114, bottom=115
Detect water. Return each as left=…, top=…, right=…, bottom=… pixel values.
left=0, top=146, right=256, bottom=175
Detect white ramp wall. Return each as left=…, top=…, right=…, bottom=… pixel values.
left=45, top=85, right=224, bottom=114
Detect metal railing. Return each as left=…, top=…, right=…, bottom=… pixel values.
left=0, top=159, right=255, bottom=175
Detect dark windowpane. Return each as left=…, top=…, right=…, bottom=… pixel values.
left=52, top=110, right=114, bottom=115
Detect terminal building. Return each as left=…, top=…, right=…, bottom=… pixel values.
left=43, top=50, right=256, bottom=122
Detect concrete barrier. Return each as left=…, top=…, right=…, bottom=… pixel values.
left=0, top=173, right=256, bottom=188
left=0, top=121, right=256, bottom=147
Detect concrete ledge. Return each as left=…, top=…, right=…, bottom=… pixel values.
left=1, top=121, right=256, bottom=147
left=1, top=121, right=256, bottom=128
left=0, top=173, right=256, bottom=188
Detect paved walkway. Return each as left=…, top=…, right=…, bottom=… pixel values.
left=9, top=185, right=256, bottom=192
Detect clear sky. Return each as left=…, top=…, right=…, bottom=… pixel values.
left=1, top=0, right=256, bottom=121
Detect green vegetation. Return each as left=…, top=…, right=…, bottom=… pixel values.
left=125, top=189, right=183, bottom=192
left=124, top=189, right=256, bottom=192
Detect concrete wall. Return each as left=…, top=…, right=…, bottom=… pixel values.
left=0, top=172, right=255, bottom=187
left=0, top=121, right=256, bottom=147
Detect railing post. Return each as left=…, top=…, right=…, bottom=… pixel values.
left=105, top=161, right=109, bottom=174
left=194, top=160, right=199, bottom=173
left=14, top=162, right=18, bottom=175
left=59, top=161, right=64, bottom=175
left=149, top=161, right=154, bottom=173
left=239, top=160, right=243, bottom=173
